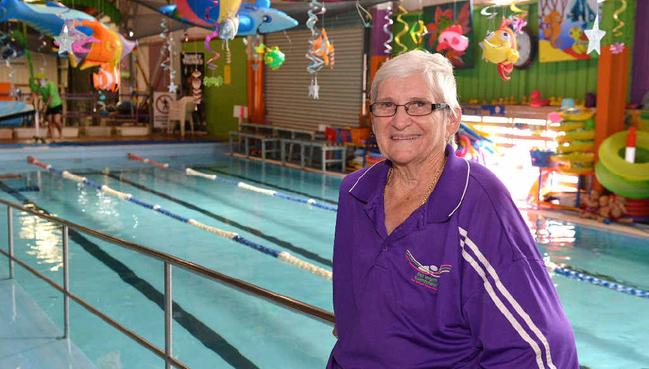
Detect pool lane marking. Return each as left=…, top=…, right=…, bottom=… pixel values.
left=28, top=157, right=333, bottom=280
left=196, top=166, right=338, bottom=205
left=0, top=181, right=260, bottom=368
left=100, top=171, right=333, bottom=268
left=128, top=153, right=338, bottom=212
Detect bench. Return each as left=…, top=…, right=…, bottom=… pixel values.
left=229, top=131, right=281, bottom=160
left=279, top=138, right=347, bottom=172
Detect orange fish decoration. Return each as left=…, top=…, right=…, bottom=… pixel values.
left=311, top=28, right=335, bottom=68
left=92, top=66, right=120, bottom=92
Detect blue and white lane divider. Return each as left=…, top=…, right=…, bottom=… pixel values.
left=128, top=153, right=338, bottom=212
left=545, top=258, right=649, bottom=299
left=28, top=156, right=333, bottom=280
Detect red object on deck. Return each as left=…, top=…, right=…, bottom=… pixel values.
left=627, top=127, right=637, bottom=147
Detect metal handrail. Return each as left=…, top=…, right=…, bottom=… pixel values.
left=1, top=198, right=335, bottom=367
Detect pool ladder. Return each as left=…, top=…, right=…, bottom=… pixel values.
left=1, top=198, right=335, bottom=369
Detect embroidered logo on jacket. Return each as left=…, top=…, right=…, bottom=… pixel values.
left=405, top=250, right=452, bottom=291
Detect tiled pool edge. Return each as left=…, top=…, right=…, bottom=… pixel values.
left=0, top=142, right=228, bottom=162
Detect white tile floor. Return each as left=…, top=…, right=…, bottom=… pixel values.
left=0, top=266, right=96, bottom=369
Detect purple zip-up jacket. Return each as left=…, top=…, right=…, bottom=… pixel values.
left=327, top=145, right=578, bottom=369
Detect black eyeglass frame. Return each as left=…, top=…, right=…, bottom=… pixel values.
left=369, top=102, right=450, bottom=117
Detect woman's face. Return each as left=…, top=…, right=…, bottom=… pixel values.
left=372, top=74, right=459, bottom=167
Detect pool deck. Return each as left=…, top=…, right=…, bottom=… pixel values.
left=0, top=135, right=228, bottom=163
left=524, top=208, right=649, bottom=239
left=0, top=276, right=96, bottom=369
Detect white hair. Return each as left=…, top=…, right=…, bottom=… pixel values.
left=370, top=50, right=460, bottom=119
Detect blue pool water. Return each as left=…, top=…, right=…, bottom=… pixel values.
left=1, top=152, right=648, bottom=369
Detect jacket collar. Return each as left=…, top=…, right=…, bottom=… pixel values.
left=348, top=145, right=470, bottom=224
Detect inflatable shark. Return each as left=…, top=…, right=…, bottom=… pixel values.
left=159, top=0, right=298, bottom=36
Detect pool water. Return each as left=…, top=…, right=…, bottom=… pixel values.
left=1, top=153, right=648, bottom=369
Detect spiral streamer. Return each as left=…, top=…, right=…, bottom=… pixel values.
left=224, top=40, right=232, bottom=64
left=383, top=6, right=394, bottom=55
left=355, top=0, right=372, bottom=28
left=510, top=1, right=524, bottom=13
left=480, top=5, right=497, bottom=19
left=612, top=0, right=627, bottom=37
left=205, top=28, right=221, bottom=70
left=394, top=6, right=409, bottom=55
left=159, top=19, right=177, bottom=93
left=305, top=0, right=326, bottom=75
left=409, top=20, right=428, bottom=46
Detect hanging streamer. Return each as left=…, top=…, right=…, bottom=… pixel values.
left=509, top=0, right=524, bottom=14
left=355, top=0, right=372, bottom=28
left=409, top=19, right=427, bottom=47
left=480, top=5, right=497, bottom=19
left=204, top=28, right=221, bottom=70
left=394, top=6, right=410, bottom=55
left=612, top=0, right=627, bottom=37
left=306, top=0, right=326, bottom=99
left=383, top=6, right=394, bottom=55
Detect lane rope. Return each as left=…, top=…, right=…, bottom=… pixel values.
left=127, top=153, right=338, bottom=212
left=27, top=156, right=333, bottom=280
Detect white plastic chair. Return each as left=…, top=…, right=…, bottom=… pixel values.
left=168, top=96, right=195, bottom=137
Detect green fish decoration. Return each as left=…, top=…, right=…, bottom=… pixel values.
left=255, top=43, right=285, bottom=70
left=203, top=76, right=224, bottom=87
left=263, top=46, right=285, bottom=70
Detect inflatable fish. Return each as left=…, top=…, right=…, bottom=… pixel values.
left=479, top=19, right=519, bottom=81
left=0, top=0, right=133, bottom=71
left=160, top=0, right=298, bottom=37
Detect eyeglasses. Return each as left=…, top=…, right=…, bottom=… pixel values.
left=369, top=101, right=450, bottom=117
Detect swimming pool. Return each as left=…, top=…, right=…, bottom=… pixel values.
left=1, top=150, right=648, bottom=368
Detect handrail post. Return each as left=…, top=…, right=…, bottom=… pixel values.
left=62, top=225, right=70, bottom=339
left=164, top=261, right=173, bottom=369
left=7, top=206, right=14, bottom=279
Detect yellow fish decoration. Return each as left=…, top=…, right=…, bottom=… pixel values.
left=479, top=18, right=519, bottom=81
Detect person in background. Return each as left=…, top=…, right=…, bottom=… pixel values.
left=327, top=50, right=578, bottom=369
left=31, top=73, right=63, bottom=139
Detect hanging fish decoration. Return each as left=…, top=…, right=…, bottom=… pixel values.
left=479, top=19, right=519, bottom=81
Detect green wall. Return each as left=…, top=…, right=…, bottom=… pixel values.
left=392, top=0, right=636, bottom=103
left=182, top=39, right=247, bottom=139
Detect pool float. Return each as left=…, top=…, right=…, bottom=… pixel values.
left=556, top=141, right=594, bottom=154
left=560, top=108, right=595, bottom=121
left=556, top=129, right=595, bottom=143
left=548, top=121, right=585, bottom=131
left=595, top=130, right=649, bottom=199
left=550, top=152, right=594, bottom=164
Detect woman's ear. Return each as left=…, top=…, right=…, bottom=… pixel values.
left=446, top=107, right=462, bottom=137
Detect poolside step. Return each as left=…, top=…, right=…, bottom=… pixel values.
left=0, top=277, right=97, bottom=369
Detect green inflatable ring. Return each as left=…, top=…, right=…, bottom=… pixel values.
left=598, top=130, right=649, bottom=181
left=595, top=161, right=649, bottom=199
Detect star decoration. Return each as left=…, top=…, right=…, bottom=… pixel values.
left=308, top=80, right=320, bottom=100
left=54, top=25, right=75, bottom=55
left=585, top=16, right=606, bottom=55
left=167, top=82, right=178, bottom=93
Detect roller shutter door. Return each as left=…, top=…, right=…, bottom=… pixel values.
left=264, top=12, right=365, bottom=130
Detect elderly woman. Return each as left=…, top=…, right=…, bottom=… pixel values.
left=327, top=50, right=578, bottom=368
